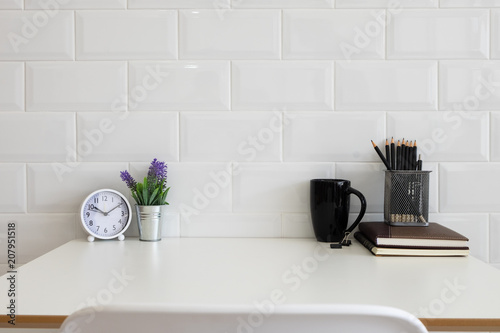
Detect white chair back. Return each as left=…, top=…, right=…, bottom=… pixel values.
left=59, top=304, right=429, bottom=333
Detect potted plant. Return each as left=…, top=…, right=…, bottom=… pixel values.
left=120, top=158, right=170, bottom=241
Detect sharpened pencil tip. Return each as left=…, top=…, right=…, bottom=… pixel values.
left=371, top=140, right=376, bottom=147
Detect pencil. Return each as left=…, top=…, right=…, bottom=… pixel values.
left=390, top=137, right=395, bottom=170
left=385, top=139, right=391, bottom=170
left=408, top=141, right=413, bottom=170
left=401, top=139, right=407, bottom=170
left=417, top=154, right=422, bottom=170
left=412, top=141, right=418, bottom=170
left=396, top=140, right=401, bottom=170
left=371, top=140, right=392, bottom=170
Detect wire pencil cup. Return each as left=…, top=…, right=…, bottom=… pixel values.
left=384, top=171, right=430, bottom=226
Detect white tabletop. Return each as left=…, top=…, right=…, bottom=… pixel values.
left=2, top=237, right=500, bottom=331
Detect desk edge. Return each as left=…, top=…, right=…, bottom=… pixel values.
left=1, top=315, right=500, bottom=331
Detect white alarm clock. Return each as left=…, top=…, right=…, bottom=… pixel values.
left=80, top=189, right=132, bottom=242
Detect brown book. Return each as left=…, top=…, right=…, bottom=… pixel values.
left=358, top=222, right=469, bottom=248
left=354, top=232, right=469, bottom=257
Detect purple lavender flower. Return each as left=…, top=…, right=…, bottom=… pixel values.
left=148, top=158, right=168, bottom=183
left=120, top=170, right=137, bottom=190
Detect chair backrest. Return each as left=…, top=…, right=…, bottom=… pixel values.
left=59, top=304, right=428, bottom=333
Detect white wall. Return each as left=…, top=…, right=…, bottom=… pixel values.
left=0, top=0, right=499, bottom=270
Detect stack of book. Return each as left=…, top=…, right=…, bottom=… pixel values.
left=354, top=222, right=469, bottom=257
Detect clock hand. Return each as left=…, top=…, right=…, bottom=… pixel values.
left=90, top=207, right=107, bottom=215
left=106, top=203, right=123, bottom=214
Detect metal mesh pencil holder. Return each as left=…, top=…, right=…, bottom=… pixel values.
left=384, top=170, right=431, bottom=226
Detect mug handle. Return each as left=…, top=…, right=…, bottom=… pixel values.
left=341, top=187, right=367, bottom=246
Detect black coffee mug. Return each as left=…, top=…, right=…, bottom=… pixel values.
left=310, top=179, right=367, bottom=243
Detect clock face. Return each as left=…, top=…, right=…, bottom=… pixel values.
left=80, top=189, right=131, bottom=239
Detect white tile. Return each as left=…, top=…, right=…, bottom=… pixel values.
left=76, top=10, right=177, bottom=60
left=387, top=9, right=489, bottom=59
left=490, top=214, right=500, bottom=263
left=234, top=0, right=334, bottom=8
left=335, top=61, right=437, bottom=111
left=0, top=113, right=75, bottom=162
left=129, top=0, right=229, bottom=8
left=490, top=10, right=500, bottom=58
left=181, top=112, right=282, bottom=162
left=354, top=212, right=384, bottom=222
left=232, top=61, right=334, bottom=111
left=181, top=213, right=282, bottom=237
left=233, top=163, right=334, bottom=212
left=0, top=62, right=23, bottom=111
left=284, top=112, right=385, bottom=162
left=0, top=10, right=73, bottom=60
left=0, top=0, right=22, bottom=9
left=336, top=0, right=437, bottom=7
left=26, top=62, right=127, bottom=111
left=440, top=163, right=500, bottom=213
left=282, top=213, right=315, bottom=238
left=179, top=10, right=280, bottom=59
left=430, top=213, right=488, bottom=262
left=441, top=0, right=500, bottom=7
left=28, top=162, right=129, bottom=213
left=0, top=164, right=25, bottom=213
left=387, top=112, right=488, bottom=162
left=128, top=61, right=230, bottom=111
left=130, top=162, right=232, bottom=215
left=0, top=215, right=76, bottom=264
left=76, top=112, right=179, bottom=162
left=440, top=61, right=500, bottom=111
left=335, top=163, right=387, bottom=214
left=492, top=113, right=500, bottom=161
left=283, top=10, right=384, bottom=60
left=26, top=0, right=126, bottom=8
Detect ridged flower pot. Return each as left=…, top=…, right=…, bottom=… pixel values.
left=136, top=205, right=165, bottom=241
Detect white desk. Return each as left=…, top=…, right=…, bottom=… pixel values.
left=1, top=238, right=500, bottom=331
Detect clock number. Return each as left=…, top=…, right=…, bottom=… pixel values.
left=93, top=197, right=98, bottom=204
left=89, top=220, right=93, bottom=226
left=104, top=228, right=108, bottom=233
left=88, top=204, right=95, bottom=210
left=118, top=219, right=122, bottom=224
left=96, top=226, right=100, bottom=231
left=113, top=225, right=116, bottom=231
left=102, top=195, right=108, bottom=202
left=86, top=212, right=90, bottom=218
left=121, top=211, right=124, bottom=217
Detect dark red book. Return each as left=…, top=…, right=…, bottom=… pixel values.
left=354, top=232, right=469, bottom=257
left=358, top=222, right=469, bottom=248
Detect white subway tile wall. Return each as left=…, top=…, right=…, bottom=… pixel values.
left=232, top=61, right=334, bottom=110
left=335, top=0, right=438, bottom=7
left=387, top=9, right=489, bottom=59
left=335, top=61, right=438, bottom=110
left=128, top=61, right=230, bottom=111
left=0, top=0, right=22, bottom=9
left=0, top=62, right=23, bottom=111
left=179, top=10, right=280, bottom=59
left=0, top=10, right=74, bottom=60
left=26, top=61, right=127, bottom=111
left=25, top=0, right=127, bottom=9
left=0, top=2, right=499, bottom=268
left=282, top=10, right=384, bottom=59
left=75, top=10, right=177, bottom=60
